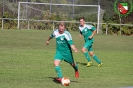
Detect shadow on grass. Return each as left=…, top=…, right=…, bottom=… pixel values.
left=76, top=62, right=97, bottom=67
left=76, top=62, right=86, bottom=66
left=47, top=77, right=78, bottom=84
left=47, top=77, right=61, bottom=84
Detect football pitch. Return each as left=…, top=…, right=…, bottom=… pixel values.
left=0, top=30, right=133, bottom=88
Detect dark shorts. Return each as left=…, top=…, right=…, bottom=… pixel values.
left=83, top=40, right=93, bottom=51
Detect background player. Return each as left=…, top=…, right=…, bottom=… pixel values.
left=78, top=17, right=103, bottom=67
left=46, top=22, right=79, bottom=82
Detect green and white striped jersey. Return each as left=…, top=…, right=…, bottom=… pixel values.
left=79, top=24, right=96, bottom=42
left=50, top=29, right=73, bottom=53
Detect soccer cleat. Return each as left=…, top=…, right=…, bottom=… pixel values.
left=86, top=61, right=92, bottom=67
left=75, top=71, right=79, bottom=78
left=98, top=63, right=103, bottom=67
left=55, top=78, right=62, bottom=83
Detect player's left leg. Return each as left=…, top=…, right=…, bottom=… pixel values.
left=70, top=62, right=79, bottom=78
left=63, top=53, right=79, bottom=78
left=89, top=51, right=101, bottom=64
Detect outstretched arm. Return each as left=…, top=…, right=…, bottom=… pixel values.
left=71, top=45, right=78, bottom=52
left=89, top=30, right=96, bottom=39
left=65, top=32, right=78, bottom=52
left=46, top=31, right=55, bottom=45
left=79, top=34, right=82, bottom=37
left=46, top=36, right=52, bottom=45
left=89, top=26, right=97, bottom=39
left=79, top=31, right=82, bottom=37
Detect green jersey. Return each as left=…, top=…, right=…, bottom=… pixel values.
left=50, top=29, right=73, bottom=54
left=79, top=24, right=96, bottom=42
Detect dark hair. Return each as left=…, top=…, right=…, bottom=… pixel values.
left=79, top=17, right=85, bottom=21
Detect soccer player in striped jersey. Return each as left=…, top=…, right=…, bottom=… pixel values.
left=46, top=22, right=79, bottom=83
left=78, top=17, right=103, bottom=67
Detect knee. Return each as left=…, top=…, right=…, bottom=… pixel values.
left=54, top=61, right=59, bottom=66
left=82, top=48, right=87, bottom=52
left=89, top=52, right=94, bottom=57
left=70, top=63, right=75, bottom=66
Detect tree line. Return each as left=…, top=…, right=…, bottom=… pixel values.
left=0, top=0, right=133, bottom=35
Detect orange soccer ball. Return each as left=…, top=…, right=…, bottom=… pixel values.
left=61, top=77, right=70, bottom=86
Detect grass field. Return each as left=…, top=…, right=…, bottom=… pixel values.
left=0, top=29, right=133, bottom=88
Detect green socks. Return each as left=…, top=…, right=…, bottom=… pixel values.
left=92, top=54, right=101, bottom=64
left=55, top=66, right=63, bottom=78
left=84, top=52, right=91, bottom=62
left=84, top=51, right=101, bottom=64
left=71, top=63, right=78, bottom=72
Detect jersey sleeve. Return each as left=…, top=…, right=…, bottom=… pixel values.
left=79, top=30, right=82, bottom=34
left=89, top=25, right=96, bottom=31
left=65, top=31, right=74, bottom=45
left=91, top=26, right=96, bottom=31
left=50, top=31, right=55, bottom=39
left=79, top=26, right=82, bottom=34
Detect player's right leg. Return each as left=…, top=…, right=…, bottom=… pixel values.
left=54, top=60, right=62, bottom=82
left=82, top=47, right=91, bottom=62
left=54, top=53, right=63, bottom=82
left=82, top=41, right=93, bottom=67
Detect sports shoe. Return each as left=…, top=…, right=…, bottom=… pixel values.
left=86, top=61, right=92, bottom=67
left=55, top=78, right=62, bottom=83
left=75, top=71, right=79, bottom=78
left=98, top=63, right=103, bottom=67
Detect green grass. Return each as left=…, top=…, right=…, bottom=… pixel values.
left=0, top=29, right=133, bottom=88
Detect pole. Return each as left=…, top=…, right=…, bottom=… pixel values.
left=72, top=0, right=75, bottom=20
left=98, top=0, right=100, bottom=5
left=106, top=23, right=108, bottom=35
left=53, top=21, right=54, bottom=31
left=2, top=0, right=4, bottom=29
left=97, top=0, right=100, bottom=34
left=50, top=0, right=51, bottom=14
left=26, top=0, right=29, bottom=29
left=97, top=5, right=100, bottom=34
left=2, top=0, right=4, bottom=16
left=26, top=0, right=28, bottom=19
left=18, top=2, right=20, bottom=29
left=118, top=8, right=122, bottom=35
